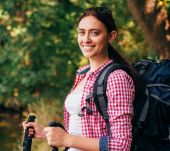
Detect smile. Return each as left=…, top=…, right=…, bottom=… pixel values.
left=82, top=45, right=95, bottom=49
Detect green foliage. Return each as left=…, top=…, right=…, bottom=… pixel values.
left=0, top=0, right=81, bottom=106
left=0, top=0, right=151, bottom=108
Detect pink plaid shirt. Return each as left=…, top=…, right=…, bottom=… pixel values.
left=64, top=60, right=135, bottom=151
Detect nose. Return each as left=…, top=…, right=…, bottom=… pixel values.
left=83, top=34, right=91, bottom=43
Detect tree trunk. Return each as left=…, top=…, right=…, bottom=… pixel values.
left=128, top=0, right=170, bottom=59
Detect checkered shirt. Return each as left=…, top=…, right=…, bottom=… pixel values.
left=64, top=60, right=135, bottom=151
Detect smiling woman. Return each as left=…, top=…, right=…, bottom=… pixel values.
left=23, top=6, right=136, bottom=151
left=77, top=16, right=111, bottom=63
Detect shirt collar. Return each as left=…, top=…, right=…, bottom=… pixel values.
left=76, top=60, right=113, bottom=76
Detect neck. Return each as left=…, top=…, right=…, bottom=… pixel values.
left=89, top=56, right=110, bottom=72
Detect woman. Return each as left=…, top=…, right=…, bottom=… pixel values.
left=23, top=7, right=135, bottom=151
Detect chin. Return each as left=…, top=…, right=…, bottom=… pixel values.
left=82, top=53, right=94, bottom=58
left=83, top=55, right=91, bottom=59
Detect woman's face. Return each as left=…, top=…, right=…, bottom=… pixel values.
left=77, top=16, right=110, bottom=60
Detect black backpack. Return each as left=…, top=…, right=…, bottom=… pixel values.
left=86, top=60, right=170, bottom=151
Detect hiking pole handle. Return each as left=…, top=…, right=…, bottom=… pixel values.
left=48, top=122, right=66, bottom=151
left=23, top=114, right=36, bottom=151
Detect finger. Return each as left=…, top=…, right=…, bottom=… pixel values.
left=23, top=123, right=35, bottom=135
left=27, top=130, right=34, bottom=135
left=25, top=122, right=36, bottom=128
left=28, top=127, right=34, bottom=133
left=22, top=121, right=28, bottom=129
left=28, top=130, right=35, bottom=137
left=26, top=127, right=35, bottom=137
left=44, top=127, right=51, bottom=133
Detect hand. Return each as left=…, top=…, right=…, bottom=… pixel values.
left=22, top=121, right=46, bottom=139
left=44, top=126, right=69, bottom=148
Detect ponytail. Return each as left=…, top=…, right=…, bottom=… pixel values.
left=108, top=44, right=129, bottom=66
left=108, top=44, right=140, bottom=90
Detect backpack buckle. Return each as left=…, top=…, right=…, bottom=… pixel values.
left=103, top=114, right=109, bottom=120
left=102, top=107, right=109, bottom=120
left=85, top=93, right=93, bottom=103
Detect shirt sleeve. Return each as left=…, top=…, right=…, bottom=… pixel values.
left=103, top=69, right=135, bottom=151
left=64, top=106, right=69, bottom=132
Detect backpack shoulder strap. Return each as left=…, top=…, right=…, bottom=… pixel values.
left=93, top=62, right=133, bottom=136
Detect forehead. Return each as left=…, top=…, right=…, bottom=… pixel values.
left=78, top=16, right=106, bottom=30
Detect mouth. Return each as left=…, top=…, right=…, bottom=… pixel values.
left=82, top=45, right=95, bottom=51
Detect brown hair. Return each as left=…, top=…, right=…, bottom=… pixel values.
left=78, top=7, right=129, bottom=66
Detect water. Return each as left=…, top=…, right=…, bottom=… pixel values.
left=0, top=110, right=22, bottom=151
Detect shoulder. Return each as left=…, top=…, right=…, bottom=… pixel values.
left=107, top=69, right=134, bottom=88
left=106, top=69, right=135, bottom=101
left=108, top=69, right=133, bottom=82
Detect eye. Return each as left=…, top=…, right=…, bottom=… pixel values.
left=91, top=31, right=99, bottom=36
left=77, top=30, right=85, bottom=36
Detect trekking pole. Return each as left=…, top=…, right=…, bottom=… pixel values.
left=48, top=121, right=69, bottom=151
left=23, top=114, right=36, bottom=151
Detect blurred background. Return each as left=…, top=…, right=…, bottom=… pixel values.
left=0, top=0, right=169, bottom=150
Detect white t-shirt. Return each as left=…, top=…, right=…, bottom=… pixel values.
left=65, top=92, right=82, bottom=151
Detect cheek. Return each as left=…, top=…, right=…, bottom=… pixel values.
left=96, top=38, right=108, bottom=48
left=77, top=38, right=83, bottom=52
left=77, top=37, right=81, bottom=45
left=96, top=35, right=108, bottom=43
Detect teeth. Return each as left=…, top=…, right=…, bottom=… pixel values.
left=83, top=46, right=93, bottom=48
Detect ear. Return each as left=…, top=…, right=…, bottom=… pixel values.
left=108, top=31, right=117, bottom=43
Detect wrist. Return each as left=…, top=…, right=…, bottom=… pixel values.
left=63, top=133, right=73, bottom=148
left=41, top=131, right=46, bottom=139
left=37, top=127, right=46, bottom=139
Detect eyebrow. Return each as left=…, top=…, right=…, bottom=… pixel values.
left=77, top=28, right=100, bottom=31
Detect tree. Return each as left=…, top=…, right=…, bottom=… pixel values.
left=0, top=0, right=83, bottom=107
left=0, top=0, right=154, bottom=109
left=128, top=0, right=170, bottom=59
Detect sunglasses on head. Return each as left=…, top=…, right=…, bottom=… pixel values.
left=85, top=7, right=112, bottom=15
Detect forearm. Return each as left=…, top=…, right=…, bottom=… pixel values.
left=65, top=134, right=99, bottom=151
